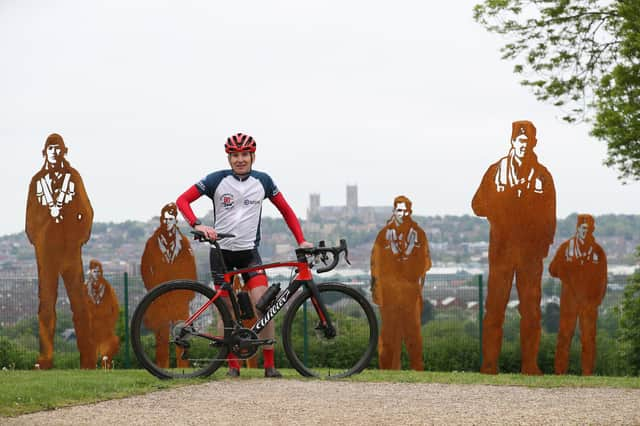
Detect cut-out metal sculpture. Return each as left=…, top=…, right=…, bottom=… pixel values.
left=371, top=195, right=431, bottom=370
left=85, top=259, right=120, bottom=368
left=140, top=202, right=196, bottom=368
left=472, top=120, right=556, bottom=375
left=549, top=214, right=607, bottom=376
left=25, top=133, right=95, bottom=369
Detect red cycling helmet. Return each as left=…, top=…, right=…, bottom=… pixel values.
left=225, top=133, right=256, bottom=153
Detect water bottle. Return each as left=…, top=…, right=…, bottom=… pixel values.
left=237, top=291, right=255, bottom=320
left=255, top=283, right=281, bottom=313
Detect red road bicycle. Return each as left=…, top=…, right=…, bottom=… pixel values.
left=131, top=231, right=378, bottom=379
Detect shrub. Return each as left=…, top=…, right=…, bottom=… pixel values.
left=616, top=260, right=640, bottom=375
left=424, top=336, right=479, bottom=371
left=542, top=303, right=560, bottom=333
left=0, top=337, right=37, bottom=369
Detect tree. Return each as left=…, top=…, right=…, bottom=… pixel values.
left=542, top=302, right=560, bottom=333
left=616, top=248, right=640, bottom=375
left=542, top=278, right=560, bottom=297
left=421, top=299, right=435, bottom=325
left=473, top=0, right=640, bottom=181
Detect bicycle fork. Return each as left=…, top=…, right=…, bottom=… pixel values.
left=305, top=282, right=337, bottom=339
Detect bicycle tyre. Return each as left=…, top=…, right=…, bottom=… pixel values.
left=281, top=282, right=378, bottom=378
left=131, top=280, right=232, bottom=379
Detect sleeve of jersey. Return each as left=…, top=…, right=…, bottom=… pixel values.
left=176, top=185, right=203, bottom=227
left=269, top=193, right=305, bottom=245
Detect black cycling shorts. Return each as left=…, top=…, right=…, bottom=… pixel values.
left=209, top=247, right=266, bottom=286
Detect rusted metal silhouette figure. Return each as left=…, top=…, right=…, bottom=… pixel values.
left=371, top=196, right=431, bottom=370
left=141, top=202, right=196, bottom=368
left=549, top=214, right=607, bottom=376
left=25, top=133, right=95, bottom=369
left=472, top=120, right=556, bottom=375
left=85, top=260, right=120, bottom=368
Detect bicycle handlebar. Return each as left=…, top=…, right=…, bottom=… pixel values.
left=295, top=239, right=351, bottom=274
left=190, top=230, right=236, bottom=244
left=192, top=230, right=350, bottom=274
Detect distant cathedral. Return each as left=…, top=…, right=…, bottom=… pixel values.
left=307, top=185, right=389, bottom=223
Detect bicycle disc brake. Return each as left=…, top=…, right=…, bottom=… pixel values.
left=314, top=322, right=337, bottom=343
left=230, top=327, right=260, bottom=359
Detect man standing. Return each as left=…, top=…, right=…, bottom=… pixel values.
left=472, top=120, right=556, bottom=375
left=25, top=133, right=95, bottom=369
left=549, top=214, right=607, bottom=376
left=176, top=132, right=313, bottom=378
left=85, top=259, right=121, bottom=368
left=140, top=202, right=196, bottom=368
left=370, top=195, right=431, bottom=370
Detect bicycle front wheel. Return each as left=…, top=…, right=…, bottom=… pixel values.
left=131, top=280, right=232, bottom=379
left=282, top=282, right=378, bottom=378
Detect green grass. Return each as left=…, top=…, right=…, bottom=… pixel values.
left=0, top=369, right=206, bottom=417
left=348, top=369, right=640, bottom=388
left=2, top=368, right=639, bottom=418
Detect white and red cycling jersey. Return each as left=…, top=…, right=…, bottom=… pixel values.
left=176, top=169, right=305, bottom=251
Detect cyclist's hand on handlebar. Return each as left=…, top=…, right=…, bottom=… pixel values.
left=195, top=224, right=217, bottom=241
left=299, top=241, right=314, bottom=249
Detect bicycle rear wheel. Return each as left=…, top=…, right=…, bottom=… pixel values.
left=131, top=280, right=232, bottom=379
left=281, top=282, right=378, bottom=378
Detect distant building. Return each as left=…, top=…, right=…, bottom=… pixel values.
left=346, top=185, right=358, bottom=218
left=307, top=185, right=390, bottom=223
left=309, top=193, right=320, bottom=217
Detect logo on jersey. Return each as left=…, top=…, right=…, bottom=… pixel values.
left=220, top=193, right=235, bottom=209
left=244, top=199, right=260, bottom=206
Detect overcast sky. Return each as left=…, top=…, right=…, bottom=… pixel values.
left=2, top=0, right=639, bottom=237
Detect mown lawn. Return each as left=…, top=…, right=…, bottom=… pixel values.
left=1, top=368, right=639, bottom=417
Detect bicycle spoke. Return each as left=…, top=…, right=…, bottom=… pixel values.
left=282, top=283, right=378, bottom=379
left=131, top=280, right=231, bottom=379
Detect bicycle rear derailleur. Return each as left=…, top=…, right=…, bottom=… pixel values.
left=171, top=321, right=196, bottom=349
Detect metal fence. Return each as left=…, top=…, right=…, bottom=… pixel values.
left=0, top=272, right=633, bottom=374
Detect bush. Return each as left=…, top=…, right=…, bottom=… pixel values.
left=597, top=308, right=621, bottom=337
left=596, top=333, right=632, bottom=376
left=616, top=264, right=640, bottom=375
left=112, top=308, right=138, bottom=369
left=421, top=300, right=435, bottom=325
left=498, top=340, right=521, bottom=373
left=496, top=328, right=629, bottom=375
left=53, top=352, right=81, bottom=369
left=424, top=336, right=479, bottom=371
left=542, top=303, right=560, bottom=333
left=0, top=337, right=37, bottom=369
left=421, top=320, right=480, bottom=371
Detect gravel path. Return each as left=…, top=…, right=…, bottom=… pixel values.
left=3, top=380, right=640, bottom=425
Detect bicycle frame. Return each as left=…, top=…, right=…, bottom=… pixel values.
left=182, top=259, right=334, bottom=343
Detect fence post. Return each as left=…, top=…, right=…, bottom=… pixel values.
left=124, top=272, right=130, bottom=369
left=477, top=274, right=483, bottom=369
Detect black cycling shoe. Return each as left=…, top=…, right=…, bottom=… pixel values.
left=264, top=367, right=282, bottom=378
left=226, top=368, right=240, bottom=378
